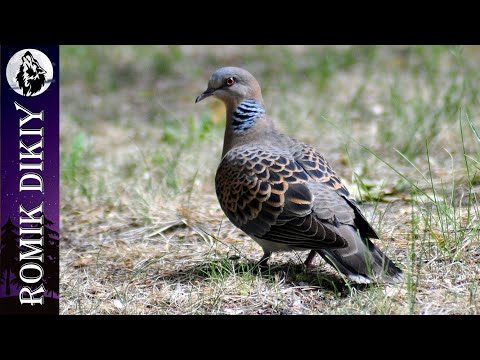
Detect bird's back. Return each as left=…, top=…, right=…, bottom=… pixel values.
left=217, top=129, right=357, bottom=225
left=216, top=129, right=362, bottom=242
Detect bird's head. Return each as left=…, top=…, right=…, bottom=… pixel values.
left=195, top=67, right=263, bottom=108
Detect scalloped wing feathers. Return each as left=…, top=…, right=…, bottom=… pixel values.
left=215, top=144, right=367, bottom=250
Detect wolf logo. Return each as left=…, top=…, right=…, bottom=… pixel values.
left=15, top=51, right=47, bottom=96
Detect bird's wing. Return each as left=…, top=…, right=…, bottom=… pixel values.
left=290, top=142, right=352, bottom=198
left=291, top=142, right=379, bottom=239
left=216, top=145, right=355, bottom=249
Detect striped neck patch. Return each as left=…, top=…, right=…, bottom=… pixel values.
left=232, top=99, right=265, bottom=133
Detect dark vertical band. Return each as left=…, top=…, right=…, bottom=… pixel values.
left=0, top=45, right=59, bottom=314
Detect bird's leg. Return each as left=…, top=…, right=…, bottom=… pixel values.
left=304, top=250, right=317, bottom=268
left=257, top=250, right=272, bottom=270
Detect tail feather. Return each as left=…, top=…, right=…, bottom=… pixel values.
left=318, top=225, right=403, bottom=284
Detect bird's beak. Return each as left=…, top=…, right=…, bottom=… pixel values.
left=195, top=88, right=215, bottom=103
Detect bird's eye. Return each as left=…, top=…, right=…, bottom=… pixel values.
left=225, top=77, right=235, bottom=86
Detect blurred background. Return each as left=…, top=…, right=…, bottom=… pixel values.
left=60, top=45, right=480, bottom=314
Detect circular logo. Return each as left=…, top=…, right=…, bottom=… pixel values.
left=6, top=48, right=54, bottom=96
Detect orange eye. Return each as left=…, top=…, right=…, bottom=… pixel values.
left=225, top=77, right=235, bottom=86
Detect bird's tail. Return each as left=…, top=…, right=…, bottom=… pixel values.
left=318, top=226, right=403, bottom=284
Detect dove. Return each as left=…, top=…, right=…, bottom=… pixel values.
left=196, top=67, right=403, bottom=284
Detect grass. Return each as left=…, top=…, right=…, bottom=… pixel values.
left=60, top=45, right=480, bottom=314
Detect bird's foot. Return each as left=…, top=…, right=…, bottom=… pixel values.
left=256, top=252, right=271, bottom=272
left=304, top=250, right=317, bottom=269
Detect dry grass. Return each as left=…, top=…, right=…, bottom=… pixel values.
left=60, top=45, right=480, bottom=314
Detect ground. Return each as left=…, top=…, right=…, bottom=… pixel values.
left=60, top=45, right=480, bottom=314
